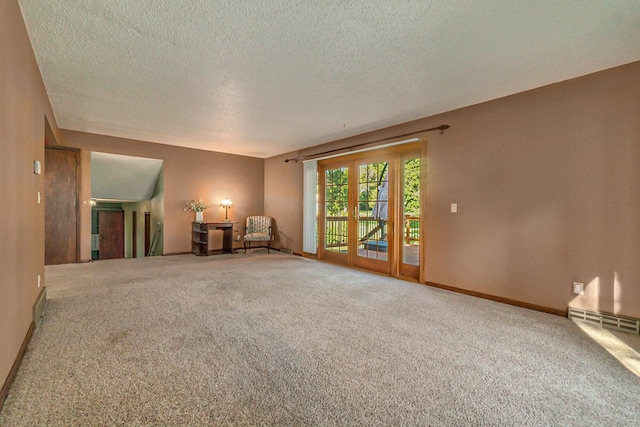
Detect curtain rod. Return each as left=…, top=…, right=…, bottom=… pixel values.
left=284, top=124, right=450, bottom=163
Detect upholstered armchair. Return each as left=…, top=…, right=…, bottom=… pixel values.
left=243, top=216, right=272, bottom=253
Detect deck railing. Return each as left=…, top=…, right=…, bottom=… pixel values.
left=404, top=216, right=419, bottom=244
left=324, top=215, right=420, bottom=248
left=325, top=216, right=348, bottom=249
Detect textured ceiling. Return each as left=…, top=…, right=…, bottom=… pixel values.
left=19, top=1, right=640, bottom=158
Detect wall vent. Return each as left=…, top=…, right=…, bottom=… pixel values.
left=33, top=287, right=47, bottom=326
left=569, top=307, right=640, bottom=334
left=279, top=248, right=293, bottom=255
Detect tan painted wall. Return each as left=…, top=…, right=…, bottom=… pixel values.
left=265, top=61, right=640, bottom=318
left=0, top=0, right=63, bottom=390
left=61, top=130, right=264, bottom=255
left=264, top=153, right=304, bottom=252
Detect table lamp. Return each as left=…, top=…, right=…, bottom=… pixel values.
left=221, top=198, right=232, bottom=221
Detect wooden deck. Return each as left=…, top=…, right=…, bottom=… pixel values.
left=356, top=243, right=419, bottom=266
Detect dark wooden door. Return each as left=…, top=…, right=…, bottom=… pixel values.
left=45, top=147, right=78, bottom=265
left=99, top=211, right=124, bottom=260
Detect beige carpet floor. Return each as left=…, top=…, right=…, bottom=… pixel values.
left=1, top=252, right=639, bottom=426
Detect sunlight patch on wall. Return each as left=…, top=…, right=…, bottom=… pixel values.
left=614, top=272, right=622, bottom=313
left=570, top=273, right=628, bottom=316
left=570, top=276, right=600, bottom=312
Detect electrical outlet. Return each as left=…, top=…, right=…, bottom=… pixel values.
left=572, top=282, right=584, bottom=295
left=451, top=203, right=458, bottom=213
left=236, top=234, right=241, bottom=241
left=37, top=274, right=41, bottom=288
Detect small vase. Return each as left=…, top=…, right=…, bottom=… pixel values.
left=195, top=211, right=204, bottom=223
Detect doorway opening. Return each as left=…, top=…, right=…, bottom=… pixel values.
left=90, top=152, right=164, bottom=260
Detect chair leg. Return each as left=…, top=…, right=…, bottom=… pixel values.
left=267, top=240, right=270, bottom=253
left=244, top=241, right=247, bottom=254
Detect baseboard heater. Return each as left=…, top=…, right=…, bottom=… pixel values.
left=569, top=307, right=640, bottom=334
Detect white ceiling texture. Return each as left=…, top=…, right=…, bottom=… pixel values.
left=19, top=1, right=640, bottom=158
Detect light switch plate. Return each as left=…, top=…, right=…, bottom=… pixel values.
left=451, top=203, right=458, bottom=213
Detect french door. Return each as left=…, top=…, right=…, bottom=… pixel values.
left=318, top=161, right=351, bottom=265
left=398, top=154, right=421, bottom=278
left=318, top=143, right=423, bottom=279
left=354, top=156, right=392, bottom=274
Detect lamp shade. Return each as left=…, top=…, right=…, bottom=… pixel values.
left=221, top=198, right=233, bottom=207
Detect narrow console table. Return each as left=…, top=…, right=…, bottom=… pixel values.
left=192, top=221, right=235, bottom=255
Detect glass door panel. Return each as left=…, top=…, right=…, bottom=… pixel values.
left=399, top=156, right=420, bottom=278
left=355, top=160, right=391, bottom=273
left=320, top=165, right=350, bottom=263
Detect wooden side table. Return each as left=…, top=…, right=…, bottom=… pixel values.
left=191, top=221, right=236, bottom=255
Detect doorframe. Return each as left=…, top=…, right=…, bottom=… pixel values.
left=132, top=210, right=137, bottom=258
left=44, top=146, right=81, bottom=264
left=144, top=212, right=151, bottom=256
